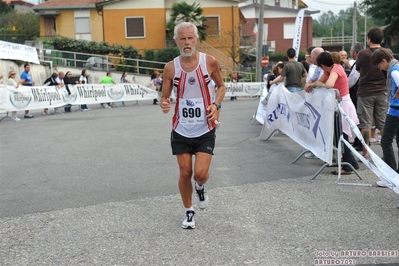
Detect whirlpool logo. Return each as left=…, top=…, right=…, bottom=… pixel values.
left=61, top=86, right=78, bottom=104
left=9, top=89, right=32, bottom=109
left=107, top=85, right=124, bottom=100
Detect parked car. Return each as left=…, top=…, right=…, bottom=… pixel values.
left=83, top=57, right=115, bottom=71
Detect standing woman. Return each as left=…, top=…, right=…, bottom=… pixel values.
left=120, top=72, right=130, bottom=106
left=79, top=69, right=90, bottom=111
left=63, top=71, right=75, bottom=112
left=6, top=70, right=22, bottom=121
left=306, top=52, right=360, bottom=175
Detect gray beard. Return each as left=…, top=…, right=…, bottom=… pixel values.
left=179, top=46, right=196, bottom=58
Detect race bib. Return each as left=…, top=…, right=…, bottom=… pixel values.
left=178, top=98, right=206, bottom=125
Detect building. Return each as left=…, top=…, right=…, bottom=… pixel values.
left=2, top=0, right=35, bottom=13
left=33, top=0, right=103, bottom=40
left=239, top=0, right=319, bottom=53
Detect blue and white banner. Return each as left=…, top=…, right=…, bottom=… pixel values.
left=0, top=83, right=157, bottom=112
left=255, top=86, right=268, bottom=125
left=259, top=84, right=336, bottom=164
left=292, top=9, right=305, bottom=61
left=0, top=41, right=40, bottom=65
left=338, top=105, right=399, bottom=194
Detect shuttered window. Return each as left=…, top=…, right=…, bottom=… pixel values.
left=125, top=17, right=145, bottom=38
left=203, top=16, right=220, bottom=36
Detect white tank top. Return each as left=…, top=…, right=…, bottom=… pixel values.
left=172, top=52, right=216, bottom=137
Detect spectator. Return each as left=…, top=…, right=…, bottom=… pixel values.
left=150, top=73, right=161, bottom=105
left=304, top=47, right=325, bottom=88
left=79, top=69, right=90, bottom=111
left=339, top=50, right=352, bottom=75
left=120, top=72, right=130, bottom=106
left=303, top=47, right=325, bottom=159
left=6, top=70, right=22, bottom=121
left=229, top=72, right=239, bottom=101
left=306, top=52, right=360, bottom=175
left=305, top=46, right=316, bottom=83
left=348, top=42, right=364, bottom=151
left=100, top=72, right=115, bottom=108
left=270, top=48, right=307, bottom=92
left=42, top=72, right=60, bottom=115
left=20, top=63, right=34, bottom=118
left=371, top=48, right=399, bottom=175
left=63, top=71, right=75, bottom=112
left=56, top=71, right=65, bottom=87
left=355, top=27, right=387, bottom=160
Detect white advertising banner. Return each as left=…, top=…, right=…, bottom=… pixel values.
left=292, top=9, right=305, bottom=61
left=259, top=84, right=336, bottom=164
left=224, top=82, right=265, bottom=98
left=0, top=83, right=157, bottom=112
left=255, top=86, right=268, bottom=125
left=0, top=41, right=40, bottom=65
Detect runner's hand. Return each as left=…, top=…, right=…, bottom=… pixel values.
left=161, top=97, right=171, bottom=114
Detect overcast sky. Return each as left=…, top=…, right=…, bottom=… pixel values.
left=305, top=0, right=358, bottom=20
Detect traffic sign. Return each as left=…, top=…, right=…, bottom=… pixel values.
left=261, top=56, right=269, bottom=67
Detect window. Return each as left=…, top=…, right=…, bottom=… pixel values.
left=283, top=23, right=295, bottom=39
left=125, top=17, right=145, bottom=38
left=203, top=16, right=220, bottom=36
left=75, top=17, right=90, bottom=34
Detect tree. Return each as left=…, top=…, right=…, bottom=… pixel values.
left=312, top=7, right=379, bottom=45
left=1, top=12, right=39, bottom=40
left=361, top=0, right=399, bottom=36
left=218, top=28, right=241, bottom=71
left=0, top=2, right=13, bottom=15
left=166, top=2, right=208, bottom=41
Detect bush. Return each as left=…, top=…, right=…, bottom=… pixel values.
left=46, top=36, right=140, bottom=59
left=155, top=47, right=180, bottom=62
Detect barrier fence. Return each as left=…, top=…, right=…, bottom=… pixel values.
left=0, top=82, right=265, bottom=113
left=256, top=84, right=399, bottom=195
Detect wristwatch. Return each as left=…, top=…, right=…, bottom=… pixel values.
left=213, top=102, right=221, bottom=110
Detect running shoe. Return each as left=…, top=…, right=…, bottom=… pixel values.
left=195, top=182, right=209, bottom=209
left=182, top=210, right=195, bottom=229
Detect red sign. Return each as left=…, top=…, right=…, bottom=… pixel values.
left=261, top=56, right=269, bottom=67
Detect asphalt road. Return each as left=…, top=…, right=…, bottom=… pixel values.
left=0, top=98, right=398, bottom=265
left=0, top=98, right=324, bottom=218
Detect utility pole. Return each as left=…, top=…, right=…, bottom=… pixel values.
left=342, top=19, right=344, bottom=50
left=255, top=0, right=264, bottom=82
left=352, top=1, right=357, bottom=45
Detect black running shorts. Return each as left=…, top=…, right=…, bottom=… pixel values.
left=171, top=129, right=216, bottom=155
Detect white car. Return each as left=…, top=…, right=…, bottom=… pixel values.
left=83, top=57, right=115, bottom=71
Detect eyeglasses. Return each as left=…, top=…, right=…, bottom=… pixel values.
left=11, top=73, right=16, bottom=75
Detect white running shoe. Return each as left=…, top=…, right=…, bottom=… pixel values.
left=182, top=210, right=195, bottom=229
left=13, top=117, right=20, bottom=122
left=195, top=183, right=209, bottom=209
